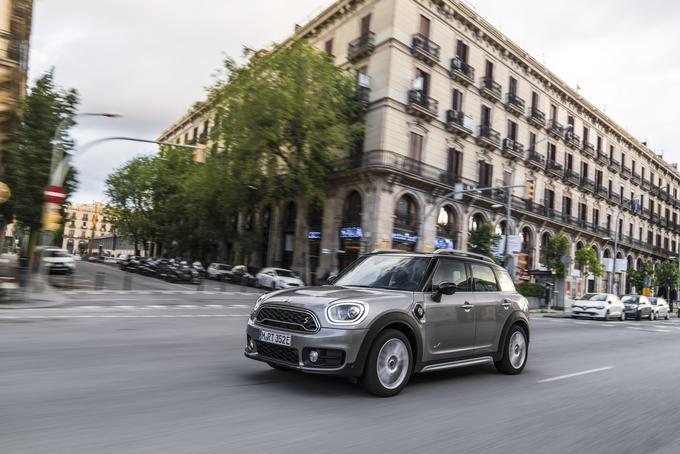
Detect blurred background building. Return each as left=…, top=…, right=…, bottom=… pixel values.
left=61, top=201, right=133, bottom=256
left=160, top=0, right=678, bottom=295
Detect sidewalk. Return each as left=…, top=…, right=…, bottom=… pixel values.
left=529, top=308, right=570, bottom=318
left=0, top=276, right=68, bottom=309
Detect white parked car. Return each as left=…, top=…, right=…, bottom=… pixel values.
left=571, top=293, right=625, bottom=321
left=256, top=267, right=304, bottom=290
left=206, top=263, right=231, bottom=280
left=40, top=248, right=76, bottom=275
left=649, top=297, right=671, bottom=320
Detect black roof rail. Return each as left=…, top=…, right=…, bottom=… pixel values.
left=433, top=249, right=496, bottom=264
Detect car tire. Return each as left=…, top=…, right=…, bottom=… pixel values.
left=620, top=311, right=625, bottom=321
left=255, top=280, right=261, bottom=289
left=650, top=311, right=655, bottom=321
left=636, top=311, right=641, bottom=321
left=494, top=324, right=528, bottom=375
left=361, top=329, right=412, bottom=397
left=270, top=282, right=276, bottom=292
left=601, top=310, right=609, bottom=321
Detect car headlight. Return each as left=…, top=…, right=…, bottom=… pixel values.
left=326, top=302, right=367, bottom=324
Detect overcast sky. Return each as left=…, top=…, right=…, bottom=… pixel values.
left=29, top=0, right=680, bottom=203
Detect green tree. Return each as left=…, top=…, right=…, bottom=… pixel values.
left=575, top=244, right=604, bottom=290
left=654, top=261, right=679, bottom=298
left=628, top=261, right=653, bottom=292
left=542, top=234, right=570, bottom=278
left=468, top=220, right=501, bottom=260
left=3, top=70, right=79, bottom=256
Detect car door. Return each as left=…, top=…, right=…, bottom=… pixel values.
left=609, top=296, right=623, bottom=317
left=424, top=258, right=476, bottom=361
left=470, top=263, right=507, bottom=354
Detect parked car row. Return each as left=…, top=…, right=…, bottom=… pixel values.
left=571, top=293, right=671, bottom=321
left=206, top=263, right=304, bottom=290
left=118, top=256, right=201, bottom=285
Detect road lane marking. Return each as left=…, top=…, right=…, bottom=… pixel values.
left=537, top=367, right=613, bottom=384
left=178, top=305, right=197, bottom=308
left=0, top=314, right=249, bottom=319
left=626, top=326, right=671, bottom=333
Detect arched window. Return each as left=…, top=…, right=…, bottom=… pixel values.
left=495, top=220, right=508, bottom=236
left=521, top=227, right=533, bottom=253
left=342, top=191, right=362, bottom=226
left=468, top=213, right=485, bottom=231
left=436, top=205, right=456, bottom=236
left=394, top=195, right=418, bottom=228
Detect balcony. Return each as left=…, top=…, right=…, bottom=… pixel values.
left=547, top=119, right=563, bottom=139
left=631, top=171, right=641, bottom=185
left=476, top=125, right=501, bottom=150
left=652, top=213, right=661, bottom=224
left=525, top=150, right=545, bottom=169
left=527, top=107, right=546, bottom=128
left=449, top=57, right=475, bottom=86
left=641, top=207, right=651, bottom=219
left=581, top=177, right=595, bottom=193
left=595, top=150, right=609, bottom=165
left=502, top=138, right=524, bottom=160
left=610, top=193, right=621, bottom=205
left=445, top=109, right=474, bottom=137
left=411, top=33, right=440, bottom=65
left=608, top=158, right=620, bottom=172
left=347, top=32, right=376, bottom=62
left=407, top=89, right=438, bottom=121
left=479, top=77, right=502, bottom=103
left=563, top=169, right=580, bottom=186
left=564, top=131, right=580, bottom=149
left=546, top=160, right=563, bottom=177
left=621, top=166, right=631, bottom=180
left=582, top=143, right=595, bottom=158
left=621, top=197, right=631, bottom=211
left=595, top=184, right=608, bottom=198
left=504, top=93, right=525, bottom=116
left=641, top=178, right=651, bottom=190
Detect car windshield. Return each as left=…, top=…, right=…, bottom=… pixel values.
left=621, top=296, right=640, bottom=304
left=333, top=255, right=430, bottom=291
left=276, top=270, right=296, bottom=278
left=582, top=294, right=607, bottom=301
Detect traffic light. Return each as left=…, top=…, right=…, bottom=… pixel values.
left=42, top=202, right=62, bottom=232
left=524, top=179, right=535, bottom=201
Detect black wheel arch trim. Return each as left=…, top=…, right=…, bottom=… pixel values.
left=496, top=312, right=530, bottom=361
left=353, top=311, right=422, bottom=376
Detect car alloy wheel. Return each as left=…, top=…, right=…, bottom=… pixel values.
left=508, top=331, right=527, bottom=370
left=376, top=338, right=409, bottom=391
left=495, top=325, right=528, bottom=375
left=361, top=329, right=412, bottom=397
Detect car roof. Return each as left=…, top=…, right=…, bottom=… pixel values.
left=368, top=249, right=500, bottom=267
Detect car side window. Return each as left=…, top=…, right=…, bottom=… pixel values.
left=471, top=264, right=499, bottom=292
left=431, top=259, right=470, bottom=292
left=494, top=269, right=515, bottom=292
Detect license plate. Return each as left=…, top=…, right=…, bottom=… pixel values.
left=258, top=330, right=292, bottom=346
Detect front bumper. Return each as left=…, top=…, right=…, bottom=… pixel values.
left=623, top=309, right=640, bottom=318
left=244, top=318, right=367, bottom=377
left=571, top=307, right=606, bottom=318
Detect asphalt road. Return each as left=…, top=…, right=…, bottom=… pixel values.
left=2, top=289, right=680, bottom=453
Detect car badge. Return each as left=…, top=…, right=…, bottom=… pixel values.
left=303, top=316, right=310, bottom=325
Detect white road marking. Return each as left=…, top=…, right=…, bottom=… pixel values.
left=537, top=367, right=614, bottom=384
left=626, top=326, right=671, bottom=333
left=206, top=304, right=225, bottom=308
left=598, top=323, right=616, bottom=327
left=0, top=314, right=248, bottom=319
left=232, top=304, right=251, bottom=308
left=178, top=305, right=197, bottom=308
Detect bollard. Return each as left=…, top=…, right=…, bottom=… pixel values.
left=123, top=273, right=132, bottom=291
left=95, top=272, right=105, bottom=290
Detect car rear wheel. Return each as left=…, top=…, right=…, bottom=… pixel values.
left=495, top=325, right=528, bottom=375
left=361, top=329, right=412, bottom=397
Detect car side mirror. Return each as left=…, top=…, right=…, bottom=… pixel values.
left=432, top=281, right=457, bottom=302
left=327, top=274, right=338, bottom=285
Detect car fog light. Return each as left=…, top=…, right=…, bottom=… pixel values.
left=248, top=337, right=255, bottom=351
left=309, top=350, right=319, bottom=363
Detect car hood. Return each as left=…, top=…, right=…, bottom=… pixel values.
left=259, top=286, right=414, bottom=327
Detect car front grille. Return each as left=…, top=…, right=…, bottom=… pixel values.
left=255, top=341, right=299, bottom=365
left=256, top=305, right=319, bottom=332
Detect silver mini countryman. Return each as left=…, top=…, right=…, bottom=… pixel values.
left=245, top=250, right=530, bottom=396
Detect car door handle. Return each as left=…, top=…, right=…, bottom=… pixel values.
left=462, top=301, right=474, bottom=312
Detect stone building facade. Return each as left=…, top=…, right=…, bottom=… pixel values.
left=159, top=0, right=677, bottom=293
left=61, top=202, right=114, bottom=254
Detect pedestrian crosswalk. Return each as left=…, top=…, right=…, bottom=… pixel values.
left=534, top=316, right=680, bottom=334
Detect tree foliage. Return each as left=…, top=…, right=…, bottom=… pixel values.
left=542, top=234, right=570, bottom=278
left=628, top=261, right=653, bottom=291
left=3, top=70, right=79, bottom=251
left=468, top=220, right=501, bottom=260
left=654, top=261, right=679, bottom=296
left=575, top=245, right=604, bottom=278
left=104, top=40, right=363, bottom=264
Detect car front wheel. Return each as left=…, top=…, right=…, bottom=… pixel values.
left=650, top=311, right=655, bottom=321
left=495, top=325, right=528, bottom=375
left=361, top=329, right=412, bottom=397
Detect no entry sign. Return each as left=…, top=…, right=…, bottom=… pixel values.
left=43, top=185, right=67, bottom=203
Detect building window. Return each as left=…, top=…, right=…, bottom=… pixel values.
left=452, top=88, right=463, bottom=111
left=447, top=148, right=463, bottom=180
left=484, top=60, right=494, bottom=80
left=508, top=76, right=518, bottom=95
left=507, top=119, right=517, bottom=141
left=480, top=105, right=491, bottom=127
left=409, top=132, right=423, bottom=162
left=455, top=39, right=469, bottom=63
left=325, top=38, right=334, bottom=56
left=419, top=14, right=431, bottom=38
left=478, top=161, right=493, bottom=187
left=529, top=132, right=537, bottom=151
